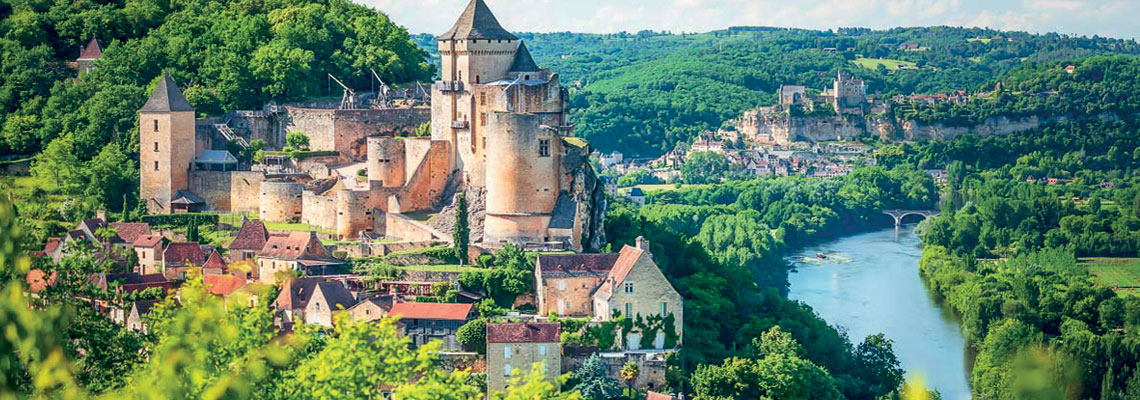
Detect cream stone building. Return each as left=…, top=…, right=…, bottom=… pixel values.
left=486, top=322, right=561, bottom=393
left=138, top=0, right=605, bottom=251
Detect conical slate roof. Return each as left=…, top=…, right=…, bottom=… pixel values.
left=141, top=74, right=194, bottom=113
left=509, top=41, right=539, bottom=72
left=78, top=37, right=102, bottom=60
left=438, top=0, right=518, bottom=41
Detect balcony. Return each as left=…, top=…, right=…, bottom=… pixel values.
left=433, top=80, right=465, bottom=93
left=451, top=120, right=470, bottom=129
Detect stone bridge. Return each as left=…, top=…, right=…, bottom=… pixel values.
left=883, top=209, right=940, bottom=228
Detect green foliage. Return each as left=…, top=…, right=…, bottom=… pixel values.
left=285, top=132, right=310, bottom=150
left=680, top=152, right=730, bottom=184
left=569, top=354, right=622, bottom=400
left=141, top=213, right=219, bottom=228
left=453, top=193, right=470, bottom=265
left=615, top=169, right=662, bottom=187
left=691, top=327, right=844, bottom=400
left=457, top=244, right=533, bottom=308
left=414, top=121, right=431, bottom=138
left=456, top=318, right=486, bottom=354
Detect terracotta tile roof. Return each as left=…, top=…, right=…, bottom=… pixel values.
left=259, top=231, right=325, bottom=261
left=134, top=235, right=163, bottom=248
left=646, top=392, right=679, bottom=400
left=163, top=242, right=206, bottom=267
left=537, top=253, right=619, bottom=278
left=26, top=269, right=57, bottom=293
left=486, top=322, right=560, bottom=343
left=388, top=302, right=473, bottom=321
left=77, top=37, right=102, bottom=60
left=595, top=245, right=645, bottom=300
left=42, top=238, right=62, bottom=254
left=204, top=274, right=246, bottom=296
left=229, top=220, right=269, bottom=251
left=110, top=222, right=151, bottom=244
left=203, top=250, right=228, bottom=270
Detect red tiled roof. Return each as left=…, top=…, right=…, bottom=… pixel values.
left=77, top=37, right=102, bottom=60
left=388, top=302, right=473, bottom=321
left=203, top=250, right=228, bottom=270
left=134, top=235, right=163, bottom=248
left=163, top=242, right=206, bottom=267
left=110, top=222, right=151, bottom=244
left=204, top=274, right=246, bottom=296
left=26, top=269, right=57, bottom=293
left=229, top=220, right=269, bottom=251
left=595, top=244, right=645, bottom=300
left=42, top=238, right=61, bottom=254
left=486, top=322, right=560, bottom=343
left=259, top=231, right=325, bottom=261
left=646, top=392, right=679, bottom=400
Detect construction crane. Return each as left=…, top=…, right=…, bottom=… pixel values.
left=370, top=69, right=391, bottom=108
left=328, top=73, right=356, bottom=110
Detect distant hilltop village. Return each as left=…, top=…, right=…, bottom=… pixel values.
left=138, top=0, right=606, bottom=251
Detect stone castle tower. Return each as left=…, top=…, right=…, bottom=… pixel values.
left=432, top=0, right=579, bottom=246
left=139, top=74, right=197, bottom=214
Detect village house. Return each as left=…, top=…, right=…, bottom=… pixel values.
left=162, top=242, right=207, bottom=280
left=486, top=322, right=561, bottom=393
left=627, top=187, right=645, bottom=207
left=133, top=235, right=164, bottom=275
left=302, top=281, right=358, bottom=327
left=347, top=294, right=395, bottom=323
left=387, top=302, right=474, bottom=351
left=126, top=299, right=159, bottom=333
left=256, top=231, right=341, bottom=284
left=275, top=277, right=350, bottom=328
left=535, top=237, right=683, bottom=351
left=202, top=250, right=229, bottom=275
left=203, top=274, right=247, bottom=299
left=228, top=220, right=269, bottom=262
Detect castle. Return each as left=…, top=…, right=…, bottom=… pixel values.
left=139, top=0, right=605, bottom=251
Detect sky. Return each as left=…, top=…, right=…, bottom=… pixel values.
left=359, top=0, right=1139, bottom=40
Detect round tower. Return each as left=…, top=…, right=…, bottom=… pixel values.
left=483, top=112, right=560, bottom=245
left=259, top=181, right=304, bottom=223
left=366, top=137, right=406, bottom=187
left=335, top=189, right=372, bottom=240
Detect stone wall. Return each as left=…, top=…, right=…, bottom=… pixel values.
left=278, top=107, right=429, bottom=160
left=188, top=170, right=265, bottom=213
left=386, top=213, right=448, bottom=242
left=259, top=181, right=304, bottom=222
left=302, top=191, right=336, bottom=231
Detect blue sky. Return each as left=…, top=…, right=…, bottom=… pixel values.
left=359, top=0, right=1138, bottom=40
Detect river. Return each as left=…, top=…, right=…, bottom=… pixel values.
left=788, top=225, right=972, bottom=400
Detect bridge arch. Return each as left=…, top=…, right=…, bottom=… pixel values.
left=882, top=209, right=940, bottom=228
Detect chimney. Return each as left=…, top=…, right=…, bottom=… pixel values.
left=96, top=209, right=107, bottom=221
left=635, top=236, right=649, bottom=250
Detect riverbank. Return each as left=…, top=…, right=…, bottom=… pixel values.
left=789, top=226, right=972, bottom=400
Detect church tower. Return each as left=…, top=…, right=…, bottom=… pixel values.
left=432, top=0, right=519, bottom=187
left=139, top=74, right=196, bottom=214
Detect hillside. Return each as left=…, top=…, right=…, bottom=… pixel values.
left=454, top=27, right=1140, bottom=157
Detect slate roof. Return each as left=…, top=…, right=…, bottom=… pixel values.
left=131, top=299, right=159, bottom=318
left=593, top=245, right=644, bottom=300
left=275, top=277, right=326, bottom=310
left=388, top=302, right=473, bottom=321
left=486, top=322, right=560, bottom=343
left=537, top=253, right=619, bottom=278
left=163, top=242, right=206, bottom=267
left=171, top=190, right=205, bottom=205
left=509, top=41, right=539, bottom=72
left=312, top=281, right=357, bottom=311
left=195, top=150, right=238, bottom=165
left=351, top=294, right=395, bottom=314
left=204, top=274, right=246, bottom=296
left=110, top=222, right=151, bottom=244
left=629, top=187, right=645, bottom=197
left=548, top=193, right=578, bottom=230
left=229, top=220, right=269, bottom=251
left=141, top=74, right=194, bottom=113
left=77, top=37, right=102, bottom=60
left=438, top=0, right=518, bottom=41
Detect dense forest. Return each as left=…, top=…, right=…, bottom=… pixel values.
left=488, top=27, right=1140, bottom=157
left=892, top=117, right=1140, bottom=399
left=602, top=163, right=937, bottom=398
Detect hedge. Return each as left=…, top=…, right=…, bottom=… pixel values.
left=263, top=150, right=340, bottom=160
left=141, top=213, right=219, bottom=227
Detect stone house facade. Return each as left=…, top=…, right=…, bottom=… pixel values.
left=535, top=253, right=619, bottom=317
left=485, top=322, right=561, bottom=394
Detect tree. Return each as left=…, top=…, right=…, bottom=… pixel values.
left=620, top=361, right=640, bottom=396
left=571, top=354, right=622, bottom=400
left=680, top=152, right=730, bottom=184
left=454, top=192, right=470, bottom=265
left=492, top=364, right=581, bottom=400
left=854, top=334, right=905, bottom=398
left=285, top=131, right=310, bottom=150
left=414, top=122, right=431, bottom=137
left=457, top=318, right=487, bottom=354
left=186, top=223, right=200, bottom=243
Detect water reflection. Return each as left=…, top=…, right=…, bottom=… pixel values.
left=788, top=225, right=972, bottom=400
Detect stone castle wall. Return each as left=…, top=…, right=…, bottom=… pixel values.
left=188, top=170, right=264, bottom=213
left=367, top=137, right=406, bottom=187
left=140, top=110, right=196, bottom=214
left=301, top=191, right=337, bottom=231
left=484, top=112, right=560, bottom=245
left=279, top=107, right=429, bottom=160
left=259, top=181, right=304, bottom=222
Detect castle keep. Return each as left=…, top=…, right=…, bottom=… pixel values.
left=138, top=0, right=604, bottom=251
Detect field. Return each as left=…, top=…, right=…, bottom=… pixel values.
left=967, top=38, right=994, bottom=44
left=852, top=57, right=917, bottom=71
left=1084, top=257, right=1140, bottom=296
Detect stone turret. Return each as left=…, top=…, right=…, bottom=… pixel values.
left=139, top=74, right=196, bottom=214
